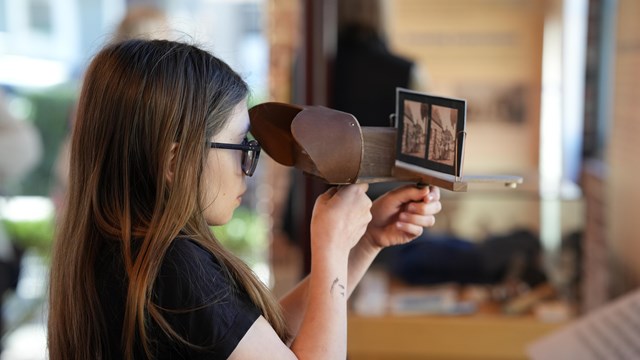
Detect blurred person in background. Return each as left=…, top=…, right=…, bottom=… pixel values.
left=0, top=89, right=42, bottom=351
left=332, top=0, right=429, bottom=128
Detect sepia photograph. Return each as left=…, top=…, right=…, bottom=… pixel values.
left=427, top=104, right=458, bottom=166
left=401, top=99, right=428, bottom=158
left=395, top=88, right=467, bottom=177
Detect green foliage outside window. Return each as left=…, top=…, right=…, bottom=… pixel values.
left=211, top=206, right=268, bottom=268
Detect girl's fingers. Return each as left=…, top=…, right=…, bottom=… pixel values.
left=427, top=186, right=441, bottom=202
left=405, top=200, right=442, bottom=215
left=395, top=221, right=426, bottom=237
left=398, top=212, right=436, bottom=228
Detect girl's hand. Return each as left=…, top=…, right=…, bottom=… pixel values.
left=362, top=185, right=441, bottom=250
left=310, top=184, right=372, bottom=255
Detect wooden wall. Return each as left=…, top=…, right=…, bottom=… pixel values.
left=387, top=0, right=544, bottom=176
left=607, top=0, right=640, bottom=293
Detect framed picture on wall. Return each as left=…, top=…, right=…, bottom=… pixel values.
left=395, top=88, right=467, bottom=178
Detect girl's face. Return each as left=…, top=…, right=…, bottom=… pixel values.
left=201, top=99, right=250, bottom=225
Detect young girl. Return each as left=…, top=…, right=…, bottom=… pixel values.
left=47, top=39, right=442, bottom=359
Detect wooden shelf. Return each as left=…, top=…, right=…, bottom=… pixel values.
left=348, top=314, right=565, bottom=360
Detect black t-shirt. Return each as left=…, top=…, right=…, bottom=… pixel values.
left=96, top=238, right=261, bottom=359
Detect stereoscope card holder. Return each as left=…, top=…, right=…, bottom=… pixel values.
left=392, top=88, right=523, bottom=191
left=248, top=89, right=523, bottom=192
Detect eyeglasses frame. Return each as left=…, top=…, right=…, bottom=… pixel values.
left=208, top=138, right=261, bottom=176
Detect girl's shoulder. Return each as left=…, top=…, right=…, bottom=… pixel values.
left=166, top=237, right=217, bottom=260
left=161, top=237, right=228, bottom=280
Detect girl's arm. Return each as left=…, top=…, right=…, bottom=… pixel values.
left=279, top=185, right=442, bottom=339
left=230, top=184, right=372, bottom=359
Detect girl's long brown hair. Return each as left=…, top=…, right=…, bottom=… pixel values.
left=47, top=39, right=288, bottom=359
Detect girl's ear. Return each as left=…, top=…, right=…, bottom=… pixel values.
left=165, top=143, right=178, bottom=184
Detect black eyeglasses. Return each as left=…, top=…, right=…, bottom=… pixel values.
left=208, top=137, right=261, bottom=176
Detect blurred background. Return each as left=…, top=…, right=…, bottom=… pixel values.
left=0, top=0, right=637, bottom=359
